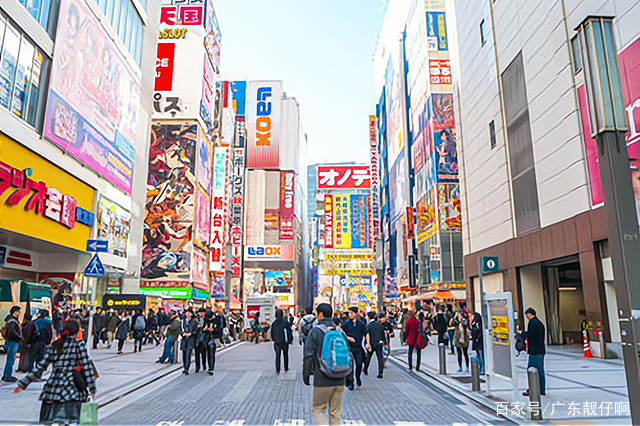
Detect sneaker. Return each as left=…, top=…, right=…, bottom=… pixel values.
left=522, top=391, right=530, bottom=396
left=208, top=371, right=213, bottom=376
left=356, top=378, right=362, bottom=387
left=347, top=383, right=355, bottom=391
left=107, top=344, right=112, bottom=349
left=465, top=368, right=470, bottom=373
left=1, top=376, right=17, bottom=383
left=155, top=360, right=164, bottom=364
left=408, top=368, right=413, bottom=372
left=377, top=374, right=383, bottom=379
left=541, top=392, right=546, bottom=396
left=456, top=368, right=462, bottom=373
left=416, top=367, right=421, bottom=372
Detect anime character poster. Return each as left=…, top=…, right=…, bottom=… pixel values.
left=437, top=184, right=462, bottom=231
left=141, top=123, right=196, bottom=281
left=342, top=276, right=373, bottom=307
left=389, top=156, right=407, bottom=226
left=211, top=275, right=225, bottom=299
left=430, top=94, right=459, bottom=182
left=417, top=189, right=437, bottom=244
left=195, top=130, right=213, bottom=195
left=194, top=186, right=211, bottom=249
left=190, top=248, right=209, bottom=291
left=384, top=274, right=399, bottom=299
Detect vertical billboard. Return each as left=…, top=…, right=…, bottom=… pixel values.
left=210, top=146, right=229, bottom=271
left=437, top=184, right=461, bottom=231
left=369, top=116, right=381, bottom=240
left=142, top=123, right=195, bottom=280
left=324, top=195, right=333, bottom=248
left=350, top=194, right=369, bottom=249
left=333, top=194, right=352, bottom=249
left=194, top=186, right=211, bottom=249
left=44, top=0, right=138, bottom=194
left=246, top=81, right=283, bottom=168
left=195, top=128, right=213, bottom=194
left=230, top=146, right=246, bottom=277
left=97, top=196, right=131, bottom=258
left=431, top=94, right=458, bottom=182
left=279, top=171, right=295, bottom=239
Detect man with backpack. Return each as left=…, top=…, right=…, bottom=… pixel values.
left=1, top=306, right=23, bottom=382
left=298, top=307, right=316, bottom=345
left=29, top=309, right=53, bottom=371
left=303, top=303, right=351, bottom=426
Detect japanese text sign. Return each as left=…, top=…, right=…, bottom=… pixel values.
left=279, top=171, right=295, bottom=240
left=210, top=147, right=228, bottom=271
left=332, top=194, right=352, bottom=249
left=324, top=195, right=333, bottom=248
left=317, top=165, right=371, bottom=190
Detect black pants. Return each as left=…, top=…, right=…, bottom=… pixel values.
left=92, top=331, right=101, bottom=349
left=207, top=341, right=217, bottom=372
left=274, top=343, right=289, bottom=373
left=144, top=330, right=160, bottom=345
left=253, top=328, right=261, bottom=343
left=408, top=344, right=421, bottom=370
left=364, top=344, right=384, bottom=376
left=182, top=347, right=193, bottom=372
left=349, top=344, right=364, bottom=383
left=117, top=338, right=125, bottom=352
left=28, top=342, right=46, bottom=372
left=195, top=342, right=207, bottom=371
left=457, top=346, right=469, bottom=368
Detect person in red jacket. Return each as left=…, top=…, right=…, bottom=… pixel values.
left=405, top=310, right=422, bottom=372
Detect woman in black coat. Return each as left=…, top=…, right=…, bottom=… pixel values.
left=270, top=309, right=293, bottom=374
left=470, top=312, right=485, bottom=375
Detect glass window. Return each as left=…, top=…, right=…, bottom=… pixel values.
left=480, top=19, right=487, bottom=46
left=489, top=120, right=496, bottom=149
left=26, top=50, right=42, bottom=126
left=11, top=37, right=34, bottom=118
left=0, top=15, right=6, bottom=47
left=106, top=0, right=115, bottom=24
left=118, top=0, right=128, bottom=40
left=124, top=6, right=133, bottom=53
left=571, top=36, right=582, bottom=74
left=98, top=0, right=108, bottom=14
left=0, top=22, right=21, bottom=110
left=134, top=20, right=142, bottom=64
left=112, top=0, right=122, bottom=34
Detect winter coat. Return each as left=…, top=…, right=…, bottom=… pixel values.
left=32, top=317, right=53, bottom=344
left=433, top=313, right=448, bottom=335
left=405, top=316, right=420, bottom=347
left=115, top=318, right=130, bottom=340
left=180, top=318, right=198, bottom=351
left=146, top=312, right=158, bottom=330
left=523, top=316, right=546, bottom=355
left=303, top=318, right=346, bottom=388
left=92, top=313, right=106, bottom=333
left=270, top=318, right=293, bottom=346
left=471, top=320, right=483, bottom=351
left=453, top=319, right=470, bottom=348
left=107, top=314, right=121, bottom=333
left=17, top=338, right=96, bottom=403
left=166, top=316, right=182, bottom=339
left=2, top=315, right=23, bottom=342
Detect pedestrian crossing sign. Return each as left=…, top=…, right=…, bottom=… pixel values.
left=84, top=254, right=106, bottom=277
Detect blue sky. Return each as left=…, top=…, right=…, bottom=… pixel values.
left=214, top=0, right=387, bottom=165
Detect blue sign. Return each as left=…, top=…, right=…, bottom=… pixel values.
left=426, top=12, right=448, bottom=51
left=86, top=239, right=108, bottom=253
left=481, top=256, right=499, bottom=274
left=84, top=254, right=106, bottom=277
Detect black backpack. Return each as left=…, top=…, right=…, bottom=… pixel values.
left=211, top=316, right=223, bottom=339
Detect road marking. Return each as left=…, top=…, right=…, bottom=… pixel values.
left=221, top=370, right=262, bottom=404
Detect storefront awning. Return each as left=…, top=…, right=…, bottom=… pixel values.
left=410, top=289, right=466, bottom=301
left=215, top=293, right=243, bottom=310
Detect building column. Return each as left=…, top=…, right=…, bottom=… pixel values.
left=579, top=249, right=610, bottom=341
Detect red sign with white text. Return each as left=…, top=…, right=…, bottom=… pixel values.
left=279, top=171, right=295, bottom=240
left=324, top=194, right=333, bottom=248
left=317, top=165, right=371, bottom=189
left=155, top=43, right=175, bottom=91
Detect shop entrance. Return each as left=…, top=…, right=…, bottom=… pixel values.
left=542, top=258, right=585, bottom=345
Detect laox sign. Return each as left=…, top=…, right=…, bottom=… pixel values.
left=256, top=88, right=273, bottom=147
left=247, top=246, right=281, bottom=256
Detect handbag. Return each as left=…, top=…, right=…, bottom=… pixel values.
left=79, top=399, right=98, bottom=426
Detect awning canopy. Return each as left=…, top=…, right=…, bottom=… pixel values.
left=214, top=293, right=243, bottom=310
left=409, top=289, right=466, bottom=301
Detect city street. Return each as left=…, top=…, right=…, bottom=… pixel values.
left=93, top=338, right=508, bottom=426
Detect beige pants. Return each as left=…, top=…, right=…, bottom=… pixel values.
left=312, top=385, right=343, bottom=426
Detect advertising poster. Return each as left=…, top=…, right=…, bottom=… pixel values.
left=264, top=209, right=279, bottom=230
left=231, top=81, right=247, bottom=118
left=141, top=123, right=195, bottom=281
left=333, top=194, right=352, bottom=249
left=204, top=0, right=221, bottom=73
left=324, top=195, right=334, bottom=248
left=194, top=186, right=211, bottom=249
left=210, top=147, right=229, bottom=271
left=369, top=115, right=381, bottom=239
left=431, top=94, right=458, bottom=182
left=437, top=184, right=462, bottom=231
left=210, top=275, right=225, bottom=299
left=491, top=315, right=509, bottom=346
left=417, top=189, right=437, bottom=244
left=230, top=147, right=245, bottom=277
left=426, top=12, right=448, bottom=51
left=201, top=54, right=216, bottom=129
left=196, top=128, right=213, bottom=194
left=190, top=248, right=209, bottom=291
left=44, top=0, right=139, bottom=194
left=385, top=275, right=400, bottom=299
left=96, top=196, right=131, bottom=258
left=350, top=194, right=369, bottom=249
left=279, top=171, right=295, bottom=239
left=317, top=165, right=371, bottom=190
left=577, top=37, right=640, bottom=226
left=265, top=270, right=292, bottom=287
left=412, top=132, right=425, bottom=173
left=246, top=80, right=283, bottom=169
left=385, top=54, right=403, bottom=164
left=389, top=155, right=407, bottom=225
left=341, top=276, right=373, bottom=307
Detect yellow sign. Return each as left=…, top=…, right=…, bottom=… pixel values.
left=0, top=135, right=95, bottom=251
left=491, top=315, right=509, bottom=346
left=332, top=194, right=351, bottom=249
left=324, top=268, right=374, bottom=276
left=325, top=253, right=372, bottom=260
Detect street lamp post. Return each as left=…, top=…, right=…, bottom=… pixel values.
left=576, top=16, right=640, bottom=423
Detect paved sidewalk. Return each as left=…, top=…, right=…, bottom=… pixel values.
left=390, top=337, right=631, bottom=425
left=0, top=338, right=209, bottom=424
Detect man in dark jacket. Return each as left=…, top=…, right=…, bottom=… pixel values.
left=180, top=309, right=198, bottom=375
left=521, top=307, right=546, bottom=396
left=29, top=309, right=53, bottom=371
left=194, top=308, right=208, bottom=373
left=2, top=306, right=22, bottom=382
left=145, top=308, right=160, bottom=346
left=342, top=307, right=366, bottom=389
left=271, top=309, right=293, bottom=374
left=157, top=310, right=181, bottom=364
left=433, top=305, right=448, bottom=345
left=364, top=312, right=386, bottom=379
left=92, top=307, right=106, bottom=350
left=303, top=303, right=346, bottom=426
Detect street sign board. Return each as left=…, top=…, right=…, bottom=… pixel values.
left=84, top=254, right=106, bottom=277
left=481, top=256, right=499, bottom=273
left=86, top=239, right=108, bottom=253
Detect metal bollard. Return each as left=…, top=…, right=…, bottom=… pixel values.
left=527, top=367, right=543, bottom=421
left=471, top=357, right=481, bottom=391
left=598, top=331, right=606, bottom=359
left=171, top=339, right=179, bottom=364
left=439, top=343, right=447, bottom=375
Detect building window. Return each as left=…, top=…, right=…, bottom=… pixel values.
left=98, top=0, right=143, bottom=64
left=16, top=0, right=52, bottom=32
left=480, top=19, right=487, bottom=46
left=571, top=36, right=582, bottom=74
left=489, top=120, right=497, bottom=149
left=0, top=15, right=49, bottom=129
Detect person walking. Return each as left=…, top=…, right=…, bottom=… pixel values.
left=453, top=312, right=470, bottom=372
left=92, top=307, right=106, bottom=350
left=303, top=303, right=347, bottom=426
left=18, top=313, right=33, bottom=373
left=520, top=307, right=546, bottom=396
left=80, top=309, right=90, bottom=344
left=271, top=309, right=293, bottom=374
left=400, top=309, right=410, bottom=345
left=298, top=307, right=316, bottom=346
left=157, top=310, right=181, bottom=364
left=13, top=320, right=96, bottom=425
left=405, top=310, right=423, bottom=372
left=364, top=312, right=386, bottom=379
left=131, top=310, right=146, bottom=353
left=105, top=308, right=118, bottom=349
left=433, top=305, right=449, bottom=345
left=194, top=308, right=207, bottom=373
left=115, top=311, right=130, bottom=355
left=205, top=310, right=225, bottom=375
left=446, top=304, right=455, bottom=354
left=181, top=309, right=197, bottom=375
left=145, top=308, right=160, bottom=346
left=342, top=307, right=366, bottom=389
left=1, top=306, right=23, bottom=382
left=29, top=310, right=53, bottom=372
left=470, top=312, right=485, bottom=375
left=251, top=312, right=262, bottom=344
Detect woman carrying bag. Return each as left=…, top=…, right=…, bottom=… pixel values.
left=453, top=312, right=470, bottom=373
left=13, top=320, right=97, bottom=425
